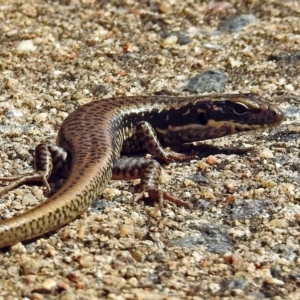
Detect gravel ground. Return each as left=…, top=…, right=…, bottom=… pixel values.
left=0, top=1, right=300, bottom=299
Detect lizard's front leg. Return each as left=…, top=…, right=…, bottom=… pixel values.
left=115, top=121, right=199, bottom=209
left=112, top=157, right=192, bottom=210
left=135, top=121, right=198, bottom=162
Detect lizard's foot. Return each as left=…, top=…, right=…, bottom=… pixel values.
left=134, top=186, right=193, bottom=211
left=0, top=172, right=51, bottom=196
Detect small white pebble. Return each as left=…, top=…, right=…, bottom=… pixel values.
left=10, top=242, right=27, bottom=253
left=182, top=191, right=192, bottom=198
left=260, top=179, right=276, bottom=188
left=4, top=78, right=19, bottom=90
left=265, top=277, right=285, bottom=285
left=183, top=178, right=195, bottom=187
left=209, top=282, right=221, bottom=293
left=285, top=84, right=294, bottom=92
left=22, top=194, right=38, bottom=206
left=42, top=278, right=57, bottom=291
left=5, top=107, right=23, bottom=118
left=7, top=266, right=19, bottom=277
left=130, top=211, right=140, bottom=222
left=161, top=35, right=178, bottom=47
left=197, top=161, right=208, bottom=171
left=228, top=57, right=243, bottom=67
left=259, top=148, right=274, bottom=158
left=148, top=207, right=161, bottom=218
left=35, top=112, right=48, bottom=123
left=254, top=188, right=265, bottom=196
left=128, top=277, right=138, bottom=287
left=103, top=188, right=121, bottom=200
left=268, top=219, right=289, bottom=228
left=53, top=70, right=64, bottom=77
left=119, top=224, right=134, bottom=237
left=156, top=55, right=166, bottom=66
left=79, top=255, right=94, bottom=268
left=17, top=40, right=37, bottom=52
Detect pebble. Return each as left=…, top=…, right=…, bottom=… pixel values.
left=183, top=178, right=195, bottom=187
left=119, top=224, right=135, bottom=237
left=259, top=148, right=274, bottom=158
left=22, top=194, right=38, bottom=206
left=268, top=218, right=289, bottom=228
left=42, top=278, right=57, bottom=291
left=183, top=70, right=228, bottom=93
left=197, top=161, right=208, bottom=171
left=147, top=207, right=161, bottom=218
left=17, top=39, right=37, bottom=52
left=206, top=155, right=218, bottom=165
left=7, top=265, right=19, bottom=277
left=265, top=277, right=285, bottom=286
left=218, top=14, right=257, bottom=33
left=161, top=35, right=178, bottom=47
left=79, top=254, right=94, bottom=268
left=35, top=112, right=48, bottom=123
left=103, top=188, right=121, bottom=200
left=31, top=293, right=44, bottom=300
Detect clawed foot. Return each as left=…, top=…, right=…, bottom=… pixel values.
left=163, top=151, right=199, bottom=163
left=0, top=172, right=51, bottom=196
left=133, top=186, right=193, bottom=211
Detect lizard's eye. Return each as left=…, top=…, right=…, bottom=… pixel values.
left=232, top=102, right=249, bottom=115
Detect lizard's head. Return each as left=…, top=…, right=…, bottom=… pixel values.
left=154, top=93, right=284, bottom=143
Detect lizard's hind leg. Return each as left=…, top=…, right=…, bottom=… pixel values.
left=0, top=144, right=69, bottom=196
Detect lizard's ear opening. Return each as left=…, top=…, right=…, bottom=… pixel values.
left=198, top=112, right=208, bottom=125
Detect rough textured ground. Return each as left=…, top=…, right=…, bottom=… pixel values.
left=0, top=0, right=300, bottom=299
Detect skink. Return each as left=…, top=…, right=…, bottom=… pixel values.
left=0, top=93, right=283, bottom=248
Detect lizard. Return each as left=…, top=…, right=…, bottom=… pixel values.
left=0, top=93, right=283, bottom=248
